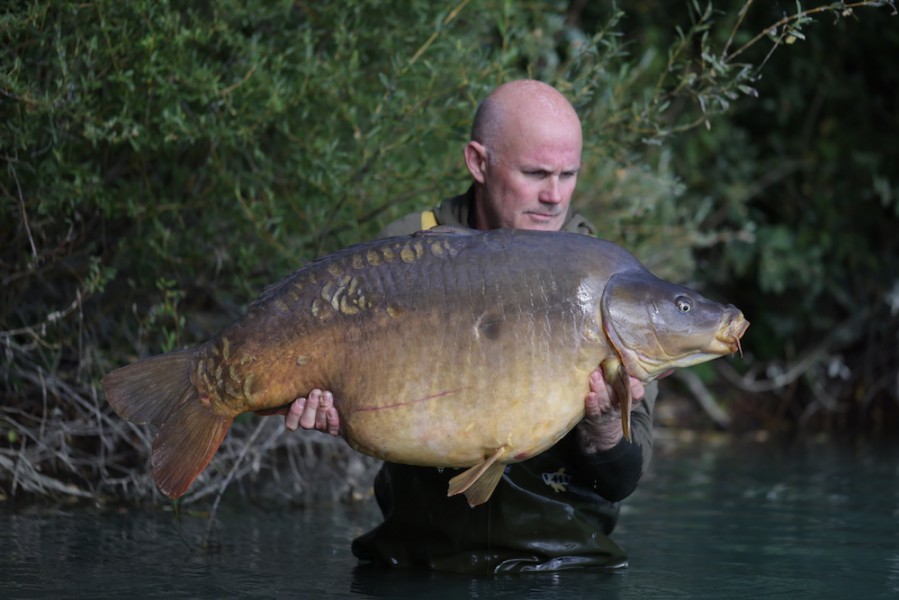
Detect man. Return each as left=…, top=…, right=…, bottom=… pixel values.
left=285, top=80, right=656, bottom=573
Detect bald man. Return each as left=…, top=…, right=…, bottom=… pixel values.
left=287, top=81, right=656, bottom=574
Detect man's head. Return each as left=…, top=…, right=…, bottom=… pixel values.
left=465, top=80, right=583, bottom=231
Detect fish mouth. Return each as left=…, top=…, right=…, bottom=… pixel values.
left=715, top=313, right=750, bottom=356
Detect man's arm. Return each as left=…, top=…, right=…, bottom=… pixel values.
left=573, top=377, right=657, bottom=502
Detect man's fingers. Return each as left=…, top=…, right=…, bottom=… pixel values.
left=629, top=378, right=646, bottom=403
left=315, top=391, right=333, bottom=430
left=588, top=368, right=604, bottom=392
left=299, top=389, right=321, bottom=430
left=284, top=389, right=341, bottom=436
left=285, top=396, right=306, bottom=431
left=587, top=368, right=645, bottom=414
left=326, top=407, right=341, bottom=436
left=584, top=390, right=602, bottom=418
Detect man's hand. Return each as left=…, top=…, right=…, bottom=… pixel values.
left=285, top=389, right=341, bottom=437
left=577, top=368, right=645, bottom=454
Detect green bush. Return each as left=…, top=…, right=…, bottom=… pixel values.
left=665, top=3, right=899, bottom=432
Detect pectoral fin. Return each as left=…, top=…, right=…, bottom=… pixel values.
left=602, top=358, right=633, bottom=442
left=447, top=446, right=508, bottom=507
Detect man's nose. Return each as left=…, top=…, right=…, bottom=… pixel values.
left=539, top=176, right=562, bottom=204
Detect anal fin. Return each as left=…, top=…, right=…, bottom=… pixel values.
left=447, top=446, right=507, bottom=507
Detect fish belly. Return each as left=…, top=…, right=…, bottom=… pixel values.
left=335, top=305, right=600, bottom=467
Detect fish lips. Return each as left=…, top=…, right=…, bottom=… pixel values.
left=714, top=309, right=750, bottom=356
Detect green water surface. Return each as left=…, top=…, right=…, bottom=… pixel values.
left=3, top=434, right=898, bottom=599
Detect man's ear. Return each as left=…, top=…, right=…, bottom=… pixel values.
left=464, top=141, right=488, bottom=184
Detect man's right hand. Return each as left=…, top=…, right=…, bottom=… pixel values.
left=285, top=389, right=341, bottom=437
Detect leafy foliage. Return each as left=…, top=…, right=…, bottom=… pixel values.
left=663, top=2, right=899, bottom=431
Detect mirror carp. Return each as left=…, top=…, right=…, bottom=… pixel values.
left=103, top=227, right=748, bottom=506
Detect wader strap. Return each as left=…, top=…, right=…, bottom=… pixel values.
left=420, top=210, right=438, bottom=231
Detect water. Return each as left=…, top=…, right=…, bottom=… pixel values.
left=3, top=434, right=899, bottom=599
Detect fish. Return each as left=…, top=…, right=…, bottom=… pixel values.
left=102, top=227, right=749, bottom=506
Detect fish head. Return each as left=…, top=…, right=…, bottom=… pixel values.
left=600, top=271, right=749, bottom=381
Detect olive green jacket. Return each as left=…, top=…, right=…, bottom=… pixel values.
left=353, top=187, right=657, bottom=574
left=378, top=185, right=599, bottom=238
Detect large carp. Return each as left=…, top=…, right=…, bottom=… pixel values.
left=103, top=227, right=748, bottom=506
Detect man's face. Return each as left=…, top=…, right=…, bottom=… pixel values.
left=474, top=119, right=582, bottom=231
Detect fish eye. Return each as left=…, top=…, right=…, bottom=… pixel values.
left=675, top=296, right=693, bottom=313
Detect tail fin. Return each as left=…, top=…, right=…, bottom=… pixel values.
left=102, top=350, right=233, bottom=499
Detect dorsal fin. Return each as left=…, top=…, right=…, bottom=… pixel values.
left=414, top=225, right=479, bottom=237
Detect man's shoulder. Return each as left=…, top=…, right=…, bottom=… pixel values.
left=377, top=191, right=597, bottom=238
left=377, top=212, right=428, bottom=239
left=563, top=212, right=597, bottom=236
left=377, top=191, right=471, bottom=238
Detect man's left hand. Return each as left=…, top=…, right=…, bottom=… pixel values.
left=576, top=368, right=645, bottom=454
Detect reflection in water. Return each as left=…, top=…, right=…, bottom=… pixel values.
left=2, top=434, right=899, bottom=599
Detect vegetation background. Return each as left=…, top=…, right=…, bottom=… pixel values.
left=2, top=0, right=897, bottom=506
